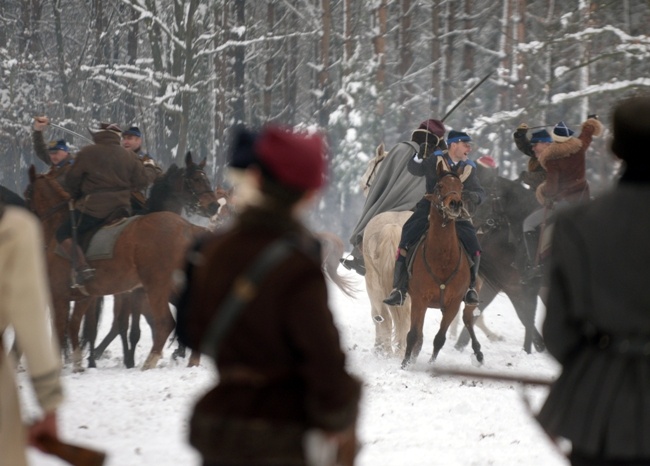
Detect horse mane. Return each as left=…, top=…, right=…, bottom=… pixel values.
left=147, top=164, right=182, bottom=213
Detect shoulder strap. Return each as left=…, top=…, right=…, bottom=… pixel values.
left=200, top=238, right=296, bottom=359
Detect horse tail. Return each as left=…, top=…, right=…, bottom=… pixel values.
left=318, top=232, right=358, bottom=298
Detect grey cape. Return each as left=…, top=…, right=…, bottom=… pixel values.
left=349, top=140, right=425, bottom=247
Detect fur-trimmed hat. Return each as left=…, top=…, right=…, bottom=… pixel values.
left=447, top=130, right=472, bottom=144
left=551, top=121, right=574, bottom=142
left=123, top=126, right=142, bottom=138
left=48, top=139, right=69, bottom=152
left=530, top=129, right=552, bottom=144
left=230, top=125, right=326, bottom=191
left=89, top=122, right=122, bottom=136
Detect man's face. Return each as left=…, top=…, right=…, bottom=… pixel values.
left=49, top=150, right=68, bottom=165
left=532, top=142, right=550, bottom=158
left=448, top=141, right=472, bottom=163
left=122, top=134, right=142, bottom=152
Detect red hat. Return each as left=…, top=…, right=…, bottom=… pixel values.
left=254, top=126, right=326, bottom=191
left=477, top=156, right=497, bottom=168
left=418, top=119, right=446, bottom=137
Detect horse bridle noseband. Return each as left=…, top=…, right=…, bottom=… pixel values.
left=433, top=173, right=463, bottom=225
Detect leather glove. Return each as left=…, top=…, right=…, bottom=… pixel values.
left=516, top=123, right=528, bottom=131
left=143, top=160, right=156, bottom=167
left=418, top=142, right=431, bottom=160
left=587, top=113, right=598, bottom=120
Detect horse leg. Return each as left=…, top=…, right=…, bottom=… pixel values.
left=455, top=283, right=499, bottom=350
left=401, top=305, right=426, bottom=369
left=69, top=299, right=93, bottom=372
left=81, top=297, right=102, bottom=368
left=505, top=286, right=544, bottom=354
left=462, top=304, right=484, bottom=364
left=141, top=290, right=175, bottom=370
left=430, top=304, right=459, bottom=363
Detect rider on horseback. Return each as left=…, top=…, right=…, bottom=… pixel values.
left=383, top=129, right=486, bottom=307
left=121, top=126, right=162, bottom=214
left=519, top=117, right=603, bottom=282
left=32, top=116, right=75, bottom=186
left=55, top=123, right=150, bottom=286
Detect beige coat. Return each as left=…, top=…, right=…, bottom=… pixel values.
left=0, top=207, right=63, bottom=466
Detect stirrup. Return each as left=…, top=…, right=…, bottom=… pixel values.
left=76, top=267, right=96, bottom=284
left=464, top=287, right=479, bottom=305
left=383, top=289, right=406, bottom=306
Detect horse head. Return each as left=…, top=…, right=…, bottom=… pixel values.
left=24, top=165, right=70, bottom=220
left=183, top=151, right=219, bottom=217
left=426, top=166, right=464, bottom=222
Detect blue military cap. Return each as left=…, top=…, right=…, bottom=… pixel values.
left=447, top=130, right=472, bottom=144
left=123, top=126, right=142, bottom=138
left=48, top=139, right=69, bottom=152
left=530, top=129, right=552, bottom=144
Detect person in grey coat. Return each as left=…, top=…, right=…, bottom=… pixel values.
left=537, top=95, right=650, bottom=466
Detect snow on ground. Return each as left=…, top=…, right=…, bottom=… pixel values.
left=21, top=268, right=568, bottom=466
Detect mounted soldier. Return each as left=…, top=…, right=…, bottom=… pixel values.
left=341, top=119, right=444, bottom=276
left=55, top=123, right=149, bottom=286
left=32, top=116, right=75, bottom=186
left=520, top=116, right=603, bottom=280
left=120, top=126, right=162, bottom=214
left=383, top=129, right=486, bottom=307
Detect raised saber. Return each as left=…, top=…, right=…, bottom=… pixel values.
left=441, top=71, right=494, bottom=122
left=39, top=119, right=93, bottom=144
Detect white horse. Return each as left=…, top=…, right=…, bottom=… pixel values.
left=362, top=211, right=412, bottom=357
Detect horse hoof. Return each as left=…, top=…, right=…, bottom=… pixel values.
left=72, top=365, right=85, bottom=373
left=141, top=353, right=161, bottom=370
left=471, top=353, right=484, bottom=367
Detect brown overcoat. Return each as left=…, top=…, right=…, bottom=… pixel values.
left=536, top=118, right=603, bottom=205
left=538, top=179, right=650, bottom=460
left=64, top=131, right=149, bottom=218
left=176, top=206, right=360, bottom=459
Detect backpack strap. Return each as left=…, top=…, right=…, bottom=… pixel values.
left=200, top=238, right=296, bottom=359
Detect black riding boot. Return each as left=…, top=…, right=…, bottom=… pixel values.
left=464, top=255, right=480, bottom=305
left=522, top=230, right=541, bottom=282
left=340, top=245, right=366, bottom=276
left=60, top=238, right=95, bottom=285
left=383, top=257, right=409, bottom=306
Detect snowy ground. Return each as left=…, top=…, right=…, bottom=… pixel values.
left=21, top=267, right=568, bottom=466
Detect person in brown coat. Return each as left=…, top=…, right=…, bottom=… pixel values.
left=55, top=123, right=149, bottom=285
left=537, top=95, right=650, bottom=466
left=175, top=125, right=361, bottom=466
left=520, top=116, right=603, bottom=281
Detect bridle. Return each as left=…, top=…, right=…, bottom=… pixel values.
left=24, top=179, right=69, bottom=221
left=182, top=166, right=213, bottom=215
left=432, top=172, right=463, bottom=226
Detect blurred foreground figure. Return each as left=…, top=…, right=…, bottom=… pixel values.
left=176, top=125, right=361, bottom=466
left=0, top=202, right=64, bottom=466
left=537, top=96, right=650, bottom=466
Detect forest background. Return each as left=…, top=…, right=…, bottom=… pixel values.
left=1, top=0, right=649, bottom=239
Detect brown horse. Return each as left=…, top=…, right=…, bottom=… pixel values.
left=92, top=153, right=216, bottom=368
left=402, top=166, right=483, bottom=369
left=26, top=166, right=198, bottom=370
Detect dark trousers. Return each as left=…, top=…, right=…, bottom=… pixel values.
left=399, top=198, right=480, bottom=256
left=55, top=210, right=105, bottom=243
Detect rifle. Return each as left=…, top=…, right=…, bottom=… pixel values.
left=441, top=71, right=494, bottom=122
left=38, top=435, right=107, bottom=466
